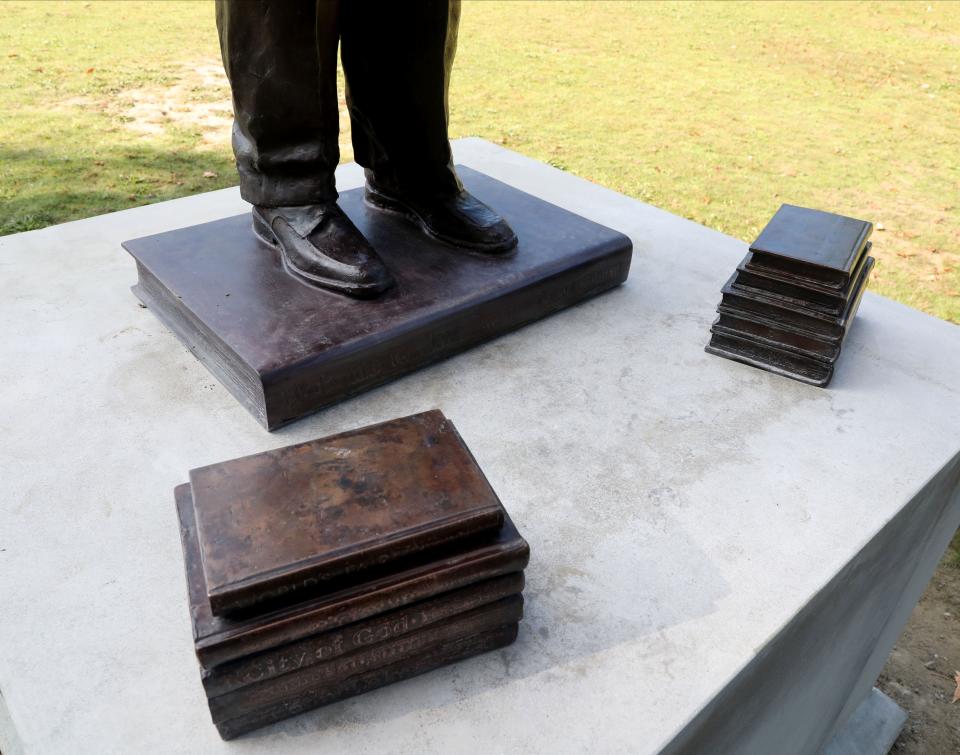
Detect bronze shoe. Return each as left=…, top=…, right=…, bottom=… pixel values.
left=364, top=177, right=518, bottom=254
left=252, top=204, right=394, bottom=298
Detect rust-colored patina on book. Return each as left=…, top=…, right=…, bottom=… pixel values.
left=189, top=410, right=505, bottom=616
left=173, top=411, right=529, bottom=739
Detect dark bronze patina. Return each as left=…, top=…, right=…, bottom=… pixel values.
left=706, top=204, right=875, bottom=387
left=124, top=167, right=633, bottom=430
left=735, top=247, right=872, bottom=316
left=747, top=203, right=873, bottom=284
left=717, top=257, right=874, bottom=343
left=215, top=0, right=516, bottom=295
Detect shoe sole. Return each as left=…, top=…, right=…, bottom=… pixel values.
left=251, top=212, right=392, bottom=299
left=364, top=185, right=518, bottom=255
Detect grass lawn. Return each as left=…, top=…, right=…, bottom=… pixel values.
left=1, top=1, right=958, bottom=322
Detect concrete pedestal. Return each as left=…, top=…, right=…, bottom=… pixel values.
left=822, top=688, right=907, bottom=755
left=1, top=139, right=959, bottom=754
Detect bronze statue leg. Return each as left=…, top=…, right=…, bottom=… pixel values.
left=215, top=0, right=394, bottom=297
left=340, top=0, right=463, bottom=200
left=215, top=0, right=513, bottom=295
left=215, top=0, right=341, bottom=207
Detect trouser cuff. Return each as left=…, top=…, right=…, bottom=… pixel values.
left=237, top=166, right=338, bottom=208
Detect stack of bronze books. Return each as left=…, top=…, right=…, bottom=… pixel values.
left=706, top=204, right=875, bottom=387
left=175, top=410, right=528, bottom=740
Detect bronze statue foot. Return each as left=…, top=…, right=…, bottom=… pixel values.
left=252, top=205, right=394, bottom=298
left=364, top=178, right=518, bottom=254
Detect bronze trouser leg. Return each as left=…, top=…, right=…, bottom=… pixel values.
left=215, top=0, right=341, bottom=207
left=340, top=0, right=462, bottom=200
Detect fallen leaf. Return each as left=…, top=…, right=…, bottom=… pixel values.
left=202, top=170, right=217, bottom=178
left=953, top=671, right=960, bottom=703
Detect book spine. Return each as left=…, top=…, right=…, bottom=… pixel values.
left=209, top=597, right=523, bottom=725
left=716, top=304, right=840, bottom=344
left=713, top=316, right=840, bottom=364
left=719, top=293, right=843, bottom=339
left=197, top=543, right=529, bottom=668
left=133, top=263, right=266, bottom=425
left=215, top=623, right=519, bottom=740
left=707, top=332, right=832, bottom=386
left=734, top=269, right=844, bottom=313
left=202, top=572, right=523, bottom=697
left=210, top=507, right=506, bottom=616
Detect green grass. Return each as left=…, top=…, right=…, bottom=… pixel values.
left=1, top=1, right=958, bottom=322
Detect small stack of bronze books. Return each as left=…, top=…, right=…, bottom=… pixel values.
left=174, top=410, right=528, bottom=740
left=706, top=204, right=875, bottom=387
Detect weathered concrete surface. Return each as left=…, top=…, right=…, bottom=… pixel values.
left=822, top=688, right=907, bottom=755
left=1, top=139, right=959, bottom=754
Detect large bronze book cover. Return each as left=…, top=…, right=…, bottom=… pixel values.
left=202, top=572, right=524, bottom=697
left=176, top=483, right=529, bottom=668
left=124, top=166, right=633, bottom=430
left=215, top=624, right=519, bottom=740
left=748, top=203, right=873, bottom=286
left=207, top=595, right=524, bottom=723
left=189, top=411, right=505, bottom=616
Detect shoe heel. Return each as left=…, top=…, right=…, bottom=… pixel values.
left=364, top=185, right=409, bottom=216
left=252, top=212, right=279, bottom=248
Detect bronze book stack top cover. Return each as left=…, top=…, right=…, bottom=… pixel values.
left=747, top=203, right=873, bottom=285
left=706, top=204, right=875, bottom=387
left=190, top=410, right=506, bottom=616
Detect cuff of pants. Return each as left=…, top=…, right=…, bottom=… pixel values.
left=237, top=165, right=339, bottom=208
